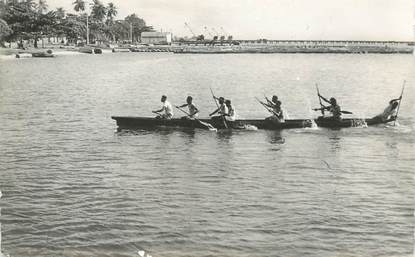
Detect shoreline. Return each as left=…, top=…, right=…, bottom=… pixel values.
left=1, top=44, right=413, bottom=58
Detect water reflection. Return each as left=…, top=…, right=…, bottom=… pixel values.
left=215, top=129, right=234, bottom=141
left=328, top=130, right=342, bottom=151
left=266, top=130, right=285, bottom=145
left=116, top=127, right=196, bottom=137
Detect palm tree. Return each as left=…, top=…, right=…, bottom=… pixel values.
left=73, top=0, right=85, bottom=13
left=37, top=0, right=47, bottom=14
left=55, top=7, right=65, bottom=19
left=90, top=0, right=106, bottom=22
left=22, top=0, right=36, bottom=11
left=73, top=0, right=87, bottom=44
left=106, top=2, right=117, bottom=25
left=0, top=18, right=12, bottom=47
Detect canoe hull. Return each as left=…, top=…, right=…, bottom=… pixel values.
left=314, top=116, right=395, bottom=128
left=112, top=116, right=395, bottom=130
left=111, top=116, right=313, bottom=130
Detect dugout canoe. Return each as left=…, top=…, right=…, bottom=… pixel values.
left=111, top=116, right=312, bottom=130
left=112, top=116, right=396, bottom=130
left=314, top=116, right=396, bottom=128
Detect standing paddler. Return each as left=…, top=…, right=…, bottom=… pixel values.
left=152, top=95, right=173, bottom=119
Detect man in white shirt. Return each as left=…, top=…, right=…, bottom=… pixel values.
left=209, top=97, right=228, bottom=117
left=209, top=96, right=229, bottom=128
left=153, top=95, right=173, bottom=119
left=224, top=99, right=236, bottom=121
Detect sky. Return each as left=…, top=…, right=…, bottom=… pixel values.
left=48, top=0, right=415, bottom=41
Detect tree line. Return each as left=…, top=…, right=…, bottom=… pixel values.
left=0, top=0, right=154, bottom=48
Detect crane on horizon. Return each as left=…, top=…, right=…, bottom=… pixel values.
left=184, top=22, right=196, bottom=38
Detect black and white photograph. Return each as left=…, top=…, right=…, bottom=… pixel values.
left=0, top=0, right=414, bottom=256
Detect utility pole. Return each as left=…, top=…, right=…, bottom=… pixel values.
left=129, top=23, right=133, bottom=43
left=85, top=1, right=90, bottom=45
left=86, top=14, right=89, bottom=45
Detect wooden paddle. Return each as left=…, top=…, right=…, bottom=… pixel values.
left=209, top=87, right=228, bottom=129
left=152, top=110, right=162, bottom=118
left=263, top=94, right=273, bottom=106
left=255, top=97, right=280, bottom=117
left=316, top=84, right=325, bottom=115
left=314, top=85, right=353, bottom=114
left=394, top=80, right=406, bottom=126
left=312, top=108, right=353, bottom=115
left=175, top=106, right=217, bottom=131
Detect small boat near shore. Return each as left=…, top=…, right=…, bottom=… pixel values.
left=15, top=51, right=54, bottom=58
left=79, top=46, right=94, bottom=54
left=32, top=52, right=54, bottom=58
left=112, top=47, right=131, bottom=53
left=111, top=116, right=395, bottom=131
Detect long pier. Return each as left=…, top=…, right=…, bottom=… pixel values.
left=172, top=39, right=414, bottom=54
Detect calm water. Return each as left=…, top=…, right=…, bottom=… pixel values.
left=0, top=53, right=414, bottom=257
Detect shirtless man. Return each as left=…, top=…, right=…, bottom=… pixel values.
left=177, top=96, right=199, bottom=119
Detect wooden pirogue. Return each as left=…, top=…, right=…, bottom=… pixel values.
left=111, top=116, right=396, bottom=130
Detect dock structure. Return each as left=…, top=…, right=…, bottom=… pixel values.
left=172, top=39, right=414, bottom=54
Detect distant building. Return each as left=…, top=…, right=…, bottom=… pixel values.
left=141, top=32, right=172, bottom=45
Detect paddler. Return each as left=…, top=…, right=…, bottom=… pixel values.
left=373, top=97, right=401, bottom=122
left=209, top=96, right=228, bottom=123
left=152, top=95, right=173, bottom=119
left=224, top=99, right=236, bottom=121
left=265, top=95, right=279, bottom=107
left=209, top=96, right=228, bottom=116
left=315, top=95, right=342, bottom=120
left=176, top=96, right=199, bottom=119
left=263, top=95, right=285, bottom=122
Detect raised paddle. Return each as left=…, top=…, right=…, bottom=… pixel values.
left=316, top=84, right=325, bottom=115
left=209, top=87, right=228, bottom=129
left=255, top=97, right=280, bottom=117
left=314, top=85, right=353, bottom=114
left=263, top=94, right=273, bottom=106
left=175, top=106, right=217, bottom=131
left=394, top=80, right=406, bottom=126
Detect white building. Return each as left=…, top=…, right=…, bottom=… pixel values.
left=140, top=32, right=172, bottom=45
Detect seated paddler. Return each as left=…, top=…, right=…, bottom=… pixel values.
left=315, top=95, right=342, bottom=120
left=209, top=96, right=228, bottom=123
left=263, top=95, right=285, bottom=122
left=373, top=97, right=401, bottom=122
left=176, top=96, right=199, bottom=119
left=224, top=99, right=236, bottom=122
left=265, top=95, right=279, bottom=107
left=152, top=95, right=173, bottom=119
